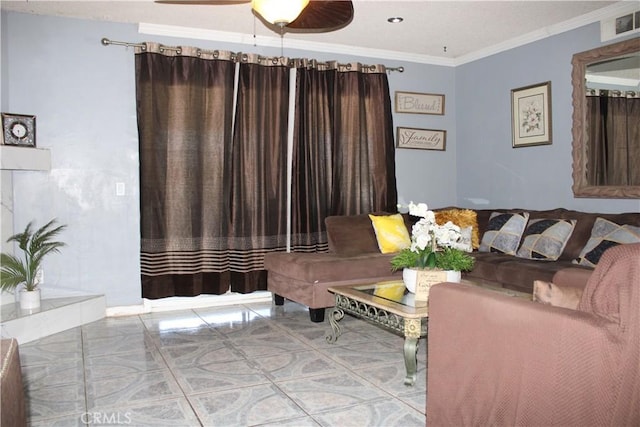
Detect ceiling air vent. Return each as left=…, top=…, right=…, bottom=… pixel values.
left=601, top=9, right=640, bottom=42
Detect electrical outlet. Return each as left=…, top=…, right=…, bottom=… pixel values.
left=116, top=182, right=126, bottom=196
left=35, top=268, right=44, bottom=285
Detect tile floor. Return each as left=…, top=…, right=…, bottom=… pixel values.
left=20, top=299, right=427, bottom=426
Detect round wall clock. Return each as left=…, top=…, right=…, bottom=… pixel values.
left=2, top=113, right=36, bottom=147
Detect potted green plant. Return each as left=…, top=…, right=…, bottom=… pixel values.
left=390, top=246, right=475, bottom=272
left=1, top=219, right=66, bottom=310
left=391, top=202, right=474, bottom=292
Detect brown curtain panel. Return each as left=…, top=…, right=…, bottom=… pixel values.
left=290, top=64, right=334, bottom=252
left=136, top=46, right=397, bottom=298
left=586, top=92, right=640, bottom=186
left=291, top=61, right=398, bottom=251
left=331, top=64, right=397, bottom=215
left=136, top=44, right=236, bottom=299
left=228, top=55, right=290, bottom=293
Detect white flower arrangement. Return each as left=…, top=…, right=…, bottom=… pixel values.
left=407, top=202, right=469, bottom=253
left=390, top=202, right=474, bottom=272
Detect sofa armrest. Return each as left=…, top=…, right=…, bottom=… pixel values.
left=427, top=282, right=621, bottom=427
left=1, top=339, right=26, bottom=427
left=552, top=266, right=593, bottom=289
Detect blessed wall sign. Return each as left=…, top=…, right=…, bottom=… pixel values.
left=395, top=91, right=445, bottom=115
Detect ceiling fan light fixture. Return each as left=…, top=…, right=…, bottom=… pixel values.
left=252, top=0, right=310, bottom=26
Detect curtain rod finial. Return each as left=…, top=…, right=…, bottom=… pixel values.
left=101, top=38, right=111, bottom=46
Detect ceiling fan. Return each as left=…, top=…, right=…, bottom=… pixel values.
left=155, top=0, right=354, bottom=33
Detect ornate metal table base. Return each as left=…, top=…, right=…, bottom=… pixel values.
left=325, top=294, right=427, bottom=386
left=326, top=307, right=344, bottom=344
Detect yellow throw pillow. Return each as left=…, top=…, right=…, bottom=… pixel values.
left=435, top=209, right=480, bottom=249
left=373, top=281, right=407, bottom=301
left=368, top=214, right=411, bottom=254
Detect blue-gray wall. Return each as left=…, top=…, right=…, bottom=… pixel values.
left=2, top=14, right=143, bottom=306
left=1, top=12, right=456, bottom=306
left=455, top=23, right=639, bottom=213
left=1, top=11, right=638, bottom=307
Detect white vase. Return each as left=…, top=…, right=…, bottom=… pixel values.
left=402, top=268, right=461, bottom=293
left=19, top=288, right=41, bottom=310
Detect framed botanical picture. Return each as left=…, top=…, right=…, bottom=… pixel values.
left=511, top=81, right=552, bottom=147
left=2, top=113, right=36, bottom=147
left=395, top=91, right=445, bottom=115
left=396, top=127, right=446, bottom=151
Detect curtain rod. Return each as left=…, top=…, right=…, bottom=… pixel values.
left=586, top=87, right=639, bottom=97
left=101, top=37, right=404, bottom=73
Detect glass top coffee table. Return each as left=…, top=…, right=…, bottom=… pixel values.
left=326, top=280, right=428, bottom=386
left=326, top=279, right=530, bottom=386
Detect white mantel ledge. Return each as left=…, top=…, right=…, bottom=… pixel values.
left=0, top=145, right=51, bottom=171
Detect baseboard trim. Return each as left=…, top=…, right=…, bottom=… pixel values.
left=106, top=291, right=273, bottom=317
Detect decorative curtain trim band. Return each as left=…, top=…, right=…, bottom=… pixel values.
left=586, top=88, right=639, bottom=98
left=102, top=37, right=404, bottom=73
left=140, top=247, right=295, bottom=275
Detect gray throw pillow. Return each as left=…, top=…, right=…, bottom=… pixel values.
left=573, top=217, right=640, bottom=267
left=479, top=212, right=529, bottom=255
left=516, top=218, right=576, bottom=261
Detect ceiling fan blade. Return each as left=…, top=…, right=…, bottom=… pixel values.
left=155, top=0, right=354, bottom=33
left=286, top=0, right=353, bottom=32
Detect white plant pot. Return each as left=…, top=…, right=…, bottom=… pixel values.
left=19, top=288, right=41, bottom=310
left=402, top=268, right=461, bottom=293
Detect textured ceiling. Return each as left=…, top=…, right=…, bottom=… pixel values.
left=0, top=1, right=626, bottom=61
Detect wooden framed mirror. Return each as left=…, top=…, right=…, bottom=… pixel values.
left=571, top=37, right=640, bottom=198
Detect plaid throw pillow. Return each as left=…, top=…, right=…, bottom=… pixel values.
left=573, top=218, right=640, bottom=267
left=479, top=212, right=529, bottom=255
left=516, top=218, right=576, bottom=261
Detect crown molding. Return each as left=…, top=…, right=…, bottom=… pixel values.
left=138, top=22, right=455, bottom=67
left=454, top=1, right=640, bottom=66
left=139, top=2, right=637, bottom=68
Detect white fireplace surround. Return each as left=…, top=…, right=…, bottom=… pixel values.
left=1, top=145, right=52, bottom=255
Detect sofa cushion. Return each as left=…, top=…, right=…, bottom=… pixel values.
left=553, top=267, right=594, bottom=290
left=264, top=251, right=397, bottom=284
left=368, top=213, right=411, bottom=254
left=516, top=218, right=576, bottom=261
left=479, top=212, right=529, bottom=255
left=573, top=218, right=640, bottom=267
left=325, top=214, right=382, bottom=255
left=326, top=213, right=414, bottom=255
left=494, top=258, right=577, bottom=294
left=465, top=252, right=516, bottom=284
left=466, top=251, right=578, bottom=294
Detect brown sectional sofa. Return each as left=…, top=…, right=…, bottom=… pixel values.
left=264, top=213, right=411, bottom=322
left=264, top=207, right=640, bottom=321
left=466, top=207, right=640, bottom=293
